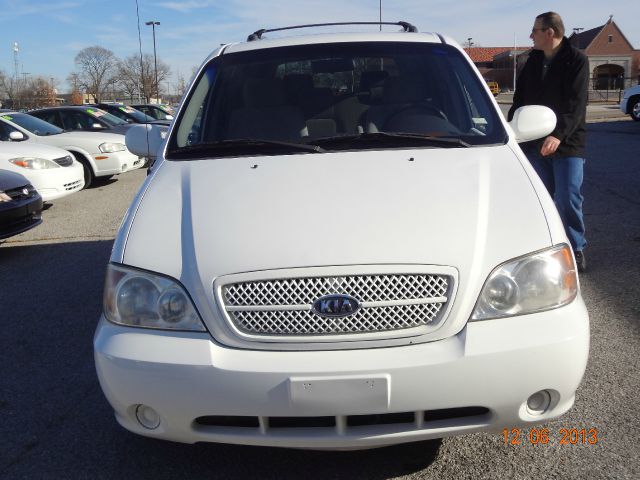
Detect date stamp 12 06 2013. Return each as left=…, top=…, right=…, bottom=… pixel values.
left=502, top=428, right=599, bottom=446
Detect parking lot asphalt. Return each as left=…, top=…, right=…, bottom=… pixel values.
left=0, top=120, right=638, bottom=479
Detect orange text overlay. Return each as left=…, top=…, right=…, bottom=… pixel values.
left=502, top=428, right=599, bottom=446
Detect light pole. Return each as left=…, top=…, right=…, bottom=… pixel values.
left=145, top=20, right=160, bottom=102
left=467, top=37, right=473, bottom=52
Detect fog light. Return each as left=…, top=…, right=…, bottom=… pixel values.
left=526, top=390, right=551, bottom=415
left=135, top=404, right=161, bottom=429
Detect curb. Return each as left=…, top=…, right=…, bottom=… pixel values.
left=586, top=116, right=631, bottom=123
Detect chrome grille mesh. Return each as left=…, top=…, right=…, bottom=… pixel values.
left=224, top=275, right=449, bottom=306
left=222, top=274, right=450, bottom=336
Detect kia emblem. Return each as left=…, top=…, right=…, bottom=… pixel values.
left=312, top=294, right=360, bottom=317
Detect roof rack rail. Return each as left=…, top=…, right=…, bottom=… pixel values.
left=247, top=21, right=418, bottom=41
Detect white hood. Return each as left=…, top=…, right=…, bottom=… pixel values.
left=121, top=146, right=554, bottom=340
left=0, top=141, right=70, bottom=160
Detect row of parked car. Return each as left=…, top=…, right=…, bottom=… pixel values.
left=0, top=103, right=174, bottom=241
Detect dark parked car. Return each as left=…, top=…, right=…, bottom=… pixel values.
left=29, top=106, right=133, bottom=135
left=90, top=104, right=170, bottom=126
left=131, top=104, right=174, bottom=121
left=0, top=170, right=43, bottom=240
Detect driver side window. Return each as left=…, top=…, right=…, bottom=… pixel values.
left=0, top=121, right=22, bottom=141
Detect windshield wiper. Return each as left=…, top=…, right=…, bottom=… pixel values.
left=170, top=138, right=325, bottom=158
left=314, top=132, right=471, bottom=148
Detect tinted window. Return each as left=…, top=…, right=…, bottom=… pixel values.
left=84, top=108, right=128, bottom=126
left=2, top=113, right=63, bottom=135
left=169, top=41, right=506, bottom=156
left=104, top=105, right=155, bottom=123
left=32, top=110, right=60, bottom=127
left=65, top=111, right=105, bottom=130
left=133, top=105, right=171, bottom=120
left=0, top=120, right=21, bottom=141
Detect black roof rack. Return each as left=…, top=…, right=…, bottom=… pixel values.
left=247, top=21, right=418, bottom=41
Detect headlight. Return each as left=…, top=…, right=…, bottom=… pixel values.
left=103, top=263, right=206, bottom=331
left=471, top=244, right=577, bottom=320
left=0, top=190, right=12, bottom=202
left=99, top=142, right=126, bottom=153
left=9, top=157, right=60, bottom=169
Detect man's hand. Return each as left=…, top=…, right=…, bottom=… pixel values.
left=540, top=135, right=561, bottom=156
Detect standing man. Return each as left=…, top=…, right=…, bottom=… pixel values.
left=509, top=11, right=589, bottom=272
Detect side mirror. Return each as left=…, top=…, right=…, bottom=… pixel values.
left=9, top=131, right=25, bottom=141
left=508, top=105, right=556, bottom=143
left=125, top=124, right=167, bottom=159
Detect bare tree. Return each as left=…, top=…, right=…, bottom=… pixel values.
left=0, top=69, right=20, bottom=109
left=74, top=46, right=118, bottom=103
left=66, top=73, right=83, bottom=105
left=117, top=53, right=171, bottom=102
left=20, top=76, right=56, bottom=109
left=174, top=70, right=187, bottom=97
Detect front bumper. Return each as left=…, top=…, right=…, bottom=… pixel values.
left=619, top=97, right=628, bottom=114
left=29, top=162, right=84, bottom=202
left=94, top=297, right=589, bottom=449
left=0, top=195, right=43, bottom=239
left=93, top=150, right=145, bottom=177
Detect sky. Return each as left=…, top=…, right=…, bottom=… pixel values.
left=1, top=0, right=638, bottom=93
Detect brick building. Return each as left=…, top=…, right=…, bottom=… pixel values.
left=568, top=16, right=639, bottom=89
left=467, top=16, right=639, bottom=92
left=466, top=47, right=529, bottom=92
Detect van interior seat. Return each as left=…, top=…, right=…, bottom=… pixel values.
left=283, top=74, right=337, bottom=137
left=227, top=78, right=308, bottom=141
left=364, top=76, right=448, bottom=133
left=358, top=70, right=389, bottom=105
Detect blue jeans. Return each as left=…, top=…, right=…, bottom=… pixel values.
left=526, top=151, right=586, bottom=252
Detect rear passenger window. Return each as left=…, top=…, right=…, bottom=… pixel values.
left=37, top=111, right=60, bottom=127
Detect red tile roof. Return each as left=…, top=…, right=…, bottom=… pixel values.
left=466, top=47, right=528, bottom=63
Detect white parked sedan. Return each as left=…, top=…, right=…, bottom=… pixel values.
left=0, top=112, right=144, bottom=187
left=0, top=142, right=84, bottom=201
left=95, top=22, right=589, bottom=450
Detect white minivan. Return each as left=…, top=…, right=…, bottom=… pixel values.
left=95, top=22, right=589, bottom=450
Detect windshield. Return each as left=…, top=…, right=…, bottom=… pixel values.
left=133, top=105, right=173, bottom=120
left=85, top=108, right=128, bottom=126
left=168, top=41, right=506, bottom=158
left=2, top=113, right=63, bottom=135
left=119, top=106, right=156, bottom=123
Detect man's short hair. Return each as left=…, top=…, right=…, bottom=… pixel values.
left=536, top=11, right=565, bottom=38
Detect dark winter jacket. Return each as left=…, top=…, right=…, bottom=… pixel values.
left=508, top=37, right=589, bottom=157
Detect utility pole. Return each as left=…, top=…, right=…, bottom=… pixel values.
left=145, top=21, right=160, bottom=103
left=513, top=33, right=517, bottom=92
left=13, top=42, right=19, bottom=83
